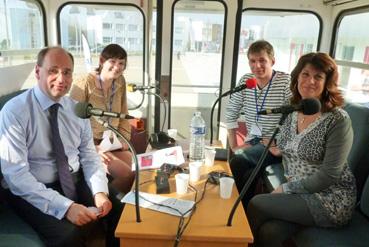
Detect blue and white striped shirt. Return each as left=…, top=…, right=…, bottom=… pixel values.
left=225, top=71, right=291, bottom=141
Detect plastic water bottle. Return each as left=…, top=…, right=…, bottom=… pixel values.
left=189, top=111, right=206, bottom=162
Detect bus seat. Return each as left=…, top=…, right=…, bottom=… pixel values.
left=0, top=89, right=44, bottom=247
left=292, top=174, right=369, bottom=246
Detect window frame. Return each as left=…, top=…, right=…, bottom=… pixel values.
left=234, top=7, right=323, bottom=84
left=0, top=0, right=47, bottom=51
left=330, top=5, right=369, bottom=71
left=56, top=1, right=146, bottom=86
left=168, top=0, right=228, bottom=129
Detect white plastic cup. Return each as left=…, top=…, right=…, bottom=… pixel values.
left=167, top=129, right=178, bottom=139
left=189, top=161, right=202, bottom=182
left=219, top=177, right=234, bottom=199
left=204, top=149, right=216, bottom=167
left=175, top=173, right=189, bottom=194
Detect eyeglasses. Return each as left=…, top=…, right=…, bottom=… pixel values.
left=46, top=67, right=73, bottom=78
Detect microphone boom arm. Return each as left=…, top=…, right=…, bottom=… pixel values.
left=95, top=117, right=141, bottom=223
left=226, top=113, right=288, bottom=226
left=210, top=90, right=234, bottom=145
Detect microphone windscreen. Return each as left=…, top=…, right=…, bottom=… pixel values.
left=246, top=78, right=257, bottom=89
left=127, top=83, right=136, bottom=92
left=301, top=98, right=321, bottom=115
left=74, top=102, right=92, bottom=119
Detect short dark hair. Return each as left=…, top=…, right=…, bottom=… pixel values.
left=247, top=40, right=274, bottom=60
left=96, top=44, right=127, bottom=73
left=36, top=46, right=74, bottom=66
left=290, top=52, right=343, bottom=112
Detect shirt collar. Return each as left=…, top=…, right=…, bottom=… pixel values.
left=34, top=85, right=67, bottom=111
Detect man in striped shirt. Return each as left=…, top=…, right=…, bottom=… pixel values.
left=225, top=40, right=291, bottom=207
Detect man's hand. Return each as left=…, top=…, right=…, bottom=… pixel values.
left=94, top=192, right=112, bottom=217
left=65, top=203, right=98, bottom=226
left=271, top=185, right=284, bottom=194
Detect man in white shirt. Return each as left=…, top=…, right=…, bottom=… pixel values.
left=0, top=47, right=122, bottom=246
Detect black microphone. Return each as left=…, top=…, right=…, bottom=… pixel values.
left=127, top=83, right=155, bottom=92
left=258, top=98, right=321, bottom=115
left=74, top=102, right=135, bottom=119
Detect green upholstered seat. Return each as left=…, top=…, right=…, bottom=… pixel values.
left=0, top=89, right=44, bottom=247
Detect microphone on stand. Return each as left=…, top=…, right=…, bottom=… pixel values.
left=126, top=83, right=167, bottom=133
left=210, top=78, right=257, bottom=145
left=226, top=98, right=321, bottom=226
left=74, top=102, right=142, bottom=223
left=74, top=102, right=136, bottom=119
left=127, top=83, right=155, bottom=92
left=258, top=98, right=321, bottom=115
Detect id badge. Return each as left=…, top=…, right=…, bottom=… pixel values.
left=250, top=124, right=262, bottom=137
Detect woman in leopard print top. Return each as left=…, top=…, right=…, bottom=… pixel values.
left=247, top=52, right=356, bottom=247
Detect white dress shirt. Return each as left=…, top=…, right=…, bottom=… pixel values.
left=0, top=85, right=109, bottom=219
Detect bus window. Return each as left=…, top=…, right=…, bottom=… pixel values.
left=170, top=0, right=226, bottom=139
left=0, top=0, right=45, bottom=90
left=237, top=10, right=321, bottom=81
left=58, top=3, right=144, bottom=86
left=333, top=8, right=369, bottom=106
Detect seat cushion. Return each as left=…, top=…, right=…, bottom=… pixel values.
left=0, top=203, right=44, bottom=247
left=292, top=210, right=369, bottom=247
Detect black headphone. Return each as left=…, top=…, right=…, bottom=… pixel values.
left=149, top=131, right=176, bottom=149
left=208, top=171, right=232, bottom=185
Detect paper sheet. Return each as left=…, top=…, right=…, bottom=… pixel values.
left=121, top=191, right=195, bottom=217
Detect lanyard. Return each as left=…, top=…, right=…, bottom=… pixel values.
left=254, top=71, right=276, bottom=121
left=98, top=75, right=115, bottom=123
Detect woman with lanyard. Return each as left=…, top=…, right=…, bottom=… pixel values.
left=225, top=40, right=292, bottom=208
left=70, top=44, right=134, bottom=194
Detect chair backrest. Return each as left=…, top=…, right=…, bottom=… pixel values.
left=0, top=89, right=26, bottom=111
left=344, top=102, right=369, bottom=199
left=0, top=90, right=27, bottom=190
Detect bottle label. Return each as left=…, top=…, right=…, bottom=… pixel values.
left=191, top=126, right=205, bottom=135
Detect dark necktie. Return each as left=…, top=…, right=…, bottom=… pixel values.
left=49, top=104, right=77, bottom=201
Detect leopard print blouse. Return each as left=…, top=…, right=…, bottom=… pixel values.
left=278, top=108, right=356, bottom=227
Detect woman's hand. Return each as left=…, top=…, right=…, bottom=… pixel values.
left=120, top=141, right=129, bottom=151
left=262, top=138, right=282, bottom=157
left=95, top=145, right=112, bottom=164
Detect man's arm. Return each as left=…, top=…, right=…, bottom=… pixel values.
left=0, top=107, right=73, bottom=220
left=225, top=76, right=250, bottom=150
left=78, top=118, right=109, bottom=199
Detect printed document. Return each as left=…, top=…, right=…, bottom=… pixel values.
left=122, top=191, right=195, bottom=217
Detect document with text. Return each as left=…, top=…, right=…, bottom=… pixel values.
left=122, top=191, right=195, bottom=217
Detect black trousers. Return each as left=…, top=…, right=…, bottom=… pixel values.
left=230, top=143, right=281, bottom=208
left=4, top=176, right=124, bottom=247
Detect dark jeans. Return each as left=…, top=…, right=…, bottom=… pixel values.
left=229, top=139, right=281, bottom=209
left=4, top=176, right=123, bottom=247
